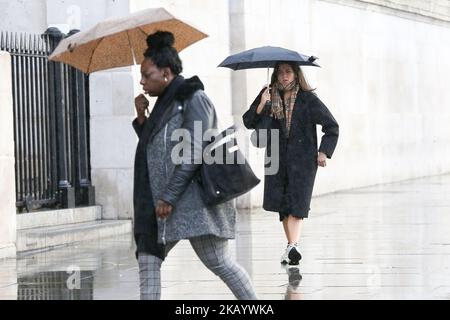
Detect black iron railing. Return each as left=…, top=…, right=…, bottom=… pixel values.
left=0, top=28, right=95, bottom=212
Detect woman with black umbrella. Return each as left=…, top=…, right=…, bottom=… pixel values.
left=243, top=61, right=339, bottom=266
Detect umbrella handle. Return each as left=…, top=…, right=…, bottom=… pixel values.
left=127, top=30, right=150, bottom=117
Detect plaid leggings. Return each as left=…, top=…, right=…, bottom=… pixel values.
left=138, top=235, right=257, bottom=300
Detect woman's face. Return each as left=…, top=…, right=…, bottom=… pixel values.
left=277, top=63, right=295, bottom=87
left=140, top=58, right=168, bottom=97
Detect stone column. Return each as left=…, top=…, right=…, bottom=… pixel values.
left=89, top=69, right=136, bottom=220
left=0, top=51, right=17, bottom=259
left=87, top=0, right=136, bottom=220
left=229, top=0, right=266, bottom=209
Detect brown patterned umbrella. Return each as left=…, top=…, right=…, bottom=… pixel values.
left=48, top=7, right=208, bottom=73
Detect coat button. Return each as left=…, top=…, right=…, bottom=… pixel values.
left=178, top=106, right=183, bottom=111
left=216, top=191, right=220, bottom=195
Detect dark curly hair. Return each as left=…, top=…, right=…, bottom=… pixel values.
left=144, top=31, right=183, bottom=75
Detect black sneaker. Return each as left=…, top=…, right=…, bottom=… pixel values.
left=288, top=246, right=302, bottom=265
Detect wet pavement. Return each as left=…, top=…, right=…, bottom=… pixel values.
left=1, top=174, right=450, bottom=300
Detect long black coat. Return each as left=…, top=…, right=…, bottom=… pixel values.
left=243, top=89, right=339, bottom=217
left=132, top=76, right=194, bottom=260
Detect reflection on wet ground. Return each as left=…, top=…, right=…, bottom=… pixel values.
left=18, top=271, right=95, bottom=300
left=284, top=267, right=303, bottom=300
left=2, top=174, right=450, bottom=300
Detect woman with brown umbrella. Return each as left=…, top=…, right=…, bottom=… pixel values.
left=133, top=31, right=257, bottom=300
left=243, top=61, right=339, bottom=266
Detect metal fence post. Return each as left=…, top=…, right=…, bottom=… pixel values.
left=67, top=29, right=95, bottom=206
left=46, top=27, right=75, bottom=209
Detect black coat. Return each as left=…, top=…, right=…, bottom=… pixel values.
left=132, top=76, right=205, bottom=260
left=243, top=89, right=339, bottom=217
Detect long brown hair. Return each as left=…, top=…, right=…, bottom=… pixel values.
left=270, top=61, right=315, bottom=92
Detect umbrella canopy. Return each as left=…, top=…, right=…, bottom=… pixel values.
left=49, top=7, right=208, bottom=73
left=218, top=46, right=320, bottom=70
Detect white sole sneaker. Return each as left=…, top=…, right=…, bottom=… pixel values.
left=280, top=247, right=291, bottom=264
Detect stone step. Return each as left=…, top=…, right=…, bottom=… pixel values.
left=17, top=206, right=101, bottom=230
left=17, top=220, right=132, bottom=254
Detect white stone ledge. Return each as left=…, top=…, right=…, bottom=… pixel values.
left=16, top=220, right=132, bottom=253
left=320, top=0, right=450, bottom=25
left=17, top=206, right=102, bottom=230
left=0, top=244, right=16, bottom=259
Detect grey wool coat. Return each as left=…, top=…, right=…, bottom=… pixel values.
left=133, top=76, right=235, bottom=256
left=243, top=89, right=339, bottom=218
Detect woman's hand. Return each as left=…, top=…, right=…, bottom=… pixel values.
left=156, top=200, right=173, bottom=219
left=135, top=94, right=149, bottom=124
left=256, top=87, right=271, bottom=114
left=318, top=152, right=327, bottom=167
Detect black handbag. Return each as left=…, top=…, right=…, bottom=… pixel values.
left=197, top=125, right=260, bottom=206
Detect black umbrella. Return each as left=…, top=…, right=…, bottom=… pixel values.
left=218, top=46, right=320, bottom=70
left=218, top=46, right=320, bottom=86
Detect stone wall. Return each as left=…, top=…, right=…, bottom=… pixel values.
left=230, top=0, right=450, bottom=204
left=0, top=0, right=47, bottom=33
left=0, top=51, right=16, bottom=259
left=1, top=0, right=449, bottom=214
left=319, top=0, right=450, bottom=30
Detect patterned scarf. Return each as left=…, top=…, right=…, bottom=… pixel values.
left=271, top=80, right=299, bottom=136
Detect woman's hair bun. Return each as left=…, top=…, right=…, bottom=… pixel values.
left=146, top=31, right=175, bottom=50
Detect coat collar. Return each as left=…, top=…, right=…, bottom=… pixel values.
left=142, top=76, right=205, bottom=145
left=279, top=90, right=314, bottom=139
left=291, top=89, right=314, bottom=119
